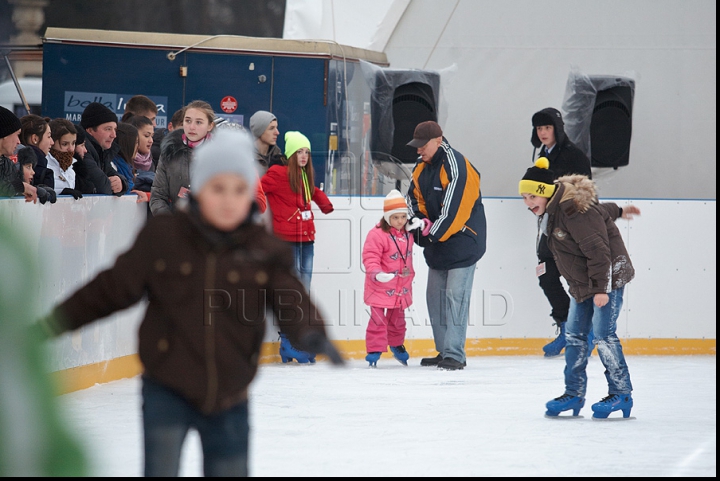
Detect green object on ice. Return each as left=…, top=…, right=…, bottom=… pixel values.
left=0, top=213, right=88, bottom=476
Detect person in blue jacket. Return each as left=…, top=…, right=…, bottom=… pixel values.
left=406, top=121, right=487, bottom=371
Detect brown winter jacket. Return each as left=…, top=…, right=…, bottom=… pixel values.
left=41, top=203, right=329, bottom=414
left=544, top=175, right=635, bottom=303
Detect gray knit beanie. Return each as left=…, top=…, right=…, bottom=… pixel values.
left=191, top=129, right=258, bottom=194
left=249, top=110, right=276, bottom=139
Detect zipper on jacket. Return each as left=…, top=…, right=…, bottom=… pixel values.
left=202, top=252, right=219, bottom=414
left=287, top=208, right=300, bottom=222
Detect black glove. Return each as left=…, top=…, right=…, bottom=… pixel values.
left=60, top=188, right=83, bottom=199
left=36, top=185, right=57, bottom=205
left=301, top=331, right=345, bottom=366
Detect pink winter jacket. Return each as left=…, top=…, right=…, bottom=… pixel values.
left=362, top=225, right=415, bottom=309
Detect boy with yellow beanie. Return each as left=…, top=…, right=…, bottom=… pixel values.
left=520, top=158, right=641, bottom=420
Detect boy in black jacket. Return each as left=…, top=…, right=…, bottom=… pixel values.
left=530, top=107, right=592, bottom=357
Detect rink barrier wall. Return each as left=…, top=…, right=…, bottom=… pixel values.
left=1, top=195, right=715, bottom=395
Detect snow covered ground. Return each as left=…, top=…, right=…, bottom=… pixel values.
left=59, top=355, right=716, bottom=477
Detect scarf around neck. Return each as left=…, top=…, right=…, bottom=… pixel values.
left=182, top=132, right=212, bottom=148
left=134, top=150, right=153, bottom=171
left=49, top=148, right=74, bottom=171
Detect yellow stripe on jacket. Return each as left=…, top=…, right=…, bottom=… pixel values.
left=436, top=156, right=481, bottom=242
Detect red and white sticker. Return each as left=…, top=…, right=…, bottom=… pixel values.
left=220, top=96, right=237, bottom=113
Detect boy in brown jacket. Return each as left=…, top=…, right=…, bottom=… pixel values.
left=35, top=129, right=342, bottom=476
left=519, top=158, right=640, bottom=420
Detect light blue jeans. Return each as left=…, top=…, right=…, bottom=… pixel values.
left=290, top=241, right=314, bottom=289
left=426, top=264, right=476, bottom=363
left=564, top=287, right=633, bottom=397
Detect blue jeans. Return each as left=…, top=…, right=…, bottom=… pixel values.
left=142, top=376, right=249, bottom=477
left=290, top=241, right=314, bottom=289
left=426, top=264, right=476, bottom=363
left=564, top=287, right=633, bottom=397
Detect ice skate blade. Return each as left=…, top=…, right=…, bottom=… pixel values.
left=592, top=416, right=636, bottom=421
left=544, top=414, right=584, bottom=420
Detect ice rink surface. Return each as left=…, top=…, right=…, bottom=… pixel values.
left=59, top=355, right=716, bottom=477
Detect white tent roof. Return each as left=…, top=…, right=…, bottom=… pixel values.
left=283, top=0, right=409, bottom=51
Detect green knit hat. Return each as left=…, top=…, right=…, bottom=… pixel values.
left=284, top=131, right=311, bottom=158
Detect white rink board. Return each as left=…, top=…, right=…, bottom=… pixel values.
left=1, top=195, right=715, bottom=372
left=1, top=196, right=146, bottom=371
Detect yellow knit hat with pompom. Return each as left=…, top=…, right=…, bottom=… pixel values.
left=519, top=157, right=556, bottom=198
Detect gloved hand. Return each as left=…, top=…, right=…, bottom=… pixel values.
left=421, top=218, right=433, bottom=236
left=36, top=185, right=57, bottom=205
left=301, top=331, right=345, bottom=366
left=60, top=188, right=83, bottom=199
left=375, top=272, right=396, bottom=283
left=406, top=217, right=424, bottom=231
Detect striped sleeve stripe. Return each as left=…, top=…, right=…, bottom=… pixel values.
left=429, top=141, right=459, bottom=236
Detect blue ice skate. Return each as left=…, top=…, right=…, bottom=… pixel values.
left=365, top=352, right=381, bottom=367
left=389, top=345, right=409, bottom=366
left=279, top=332, right=316, bottom=364
left=543, top=322, right=566, bottom=357
left=591, top=394, right=633, bottom=419
left=545, top=393, right=585, bottom=418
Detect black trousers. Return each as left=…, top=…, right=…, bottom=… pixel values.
left=537, top=233, right=570, bottom=324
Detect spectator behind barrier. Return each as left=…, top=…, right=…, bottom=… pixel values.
left=47, top=119, right=84, bottom=199
left=125, top=114, right=155, bottom=173
left=150, top=100, right=215, bottom=216
left=20, top=114, right=54, bottom=188
left=80, top=102, right=127, bottom=196
left=0, top=106, right=36, bottom=202
left=113, top=122, right=149, bottom=204
left=16, top=146, right=56, bottom=204
left=68, top=124, right=110, bottom=195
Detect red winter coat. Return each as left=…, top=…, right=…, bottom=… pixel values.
left=261, top=165, right=334, bottom=242
left=362, top=225, right=415, bottom=309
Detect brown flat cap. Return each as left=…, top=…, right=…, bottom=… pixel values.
left=406, top=120, right=443, bottom=148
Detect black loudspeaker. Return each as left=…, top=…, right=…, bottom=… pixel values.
left=589, top=79, right=634, bottom=169
left=371, top=69, right=440, bottom=164
left=562, top=74, right=635, bottom=170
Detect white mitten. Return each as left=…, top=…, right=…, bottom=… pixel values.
left=406, top=217, right=424, bottom=231
left=375, top=272, right=396, bottom=283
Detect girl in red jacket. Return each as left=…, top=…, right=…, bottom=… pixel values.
left=362, top=190, right=423, bottom=367
left=261, top=131, right=334, bottom=364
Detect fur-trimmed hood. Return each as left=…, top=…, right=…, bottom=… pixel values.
left=159, top=128, right=192, bottom=163
left=551, top=174, right=598, bottom=214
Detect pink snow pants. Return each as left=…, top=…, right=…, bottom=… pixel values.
left=365, top=306, right=407, bottom=352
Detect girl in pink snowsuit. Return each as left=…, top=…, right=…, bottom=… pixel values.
left=362, top=190, right=422, bottom=367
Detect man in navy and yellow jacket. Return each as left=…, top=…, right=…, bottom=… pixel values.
left=406, top=121, right=487, bottom=370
